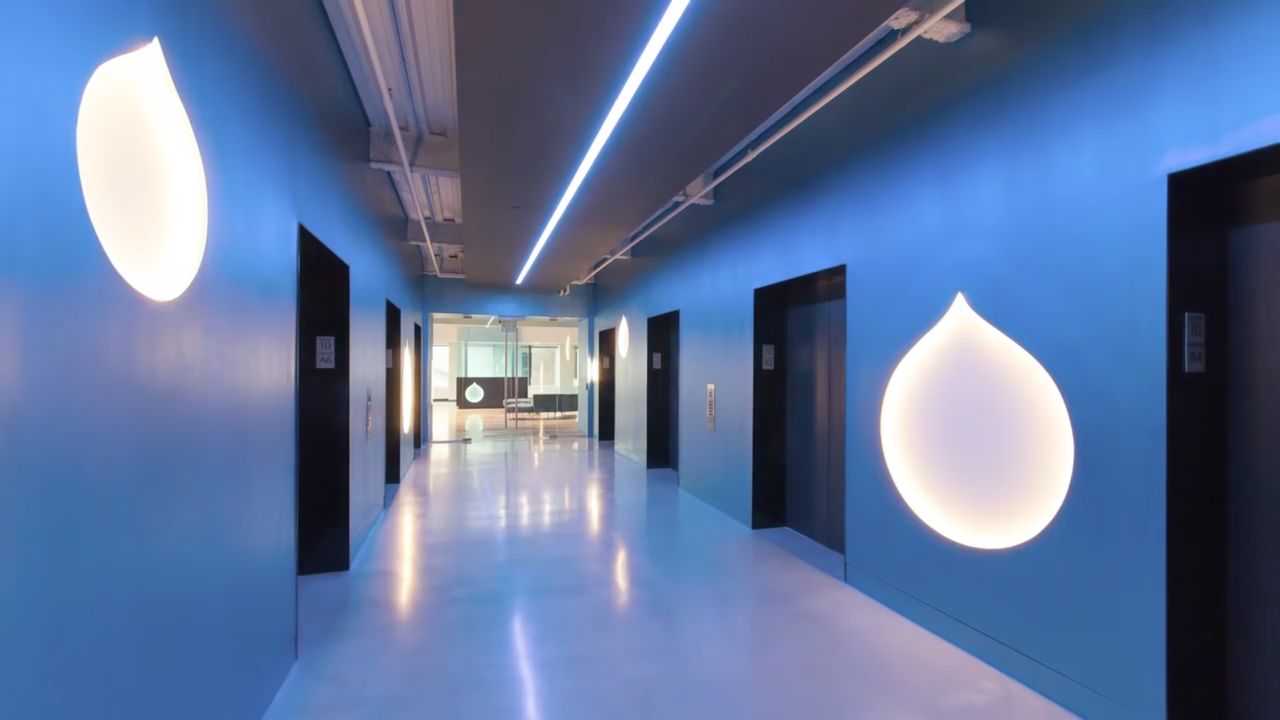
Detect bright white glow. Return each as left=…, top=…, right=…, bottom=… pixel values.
left=564, top=334, right=572, bottom=363
left=616, top=317, right=630, bottom=359
left=511, top=613, right=542, bottom=720
left=613, top=544, right=631, bottom=608
left=880, top=294, right=1074, bottom=550
left=77, top=38, right=208, bottom=302
left=485, top=315, right=496, bottom=329
left=587, top=356, right=598, bottom=385
left=464, top=382, right=485, bottom=404
left=397, top=507, right=416, bottom=617
left=586, top=484, right=602, bottom=537
left=401, top=345, right=413, bottom=433
left=514, top=0, right=691, bottom=285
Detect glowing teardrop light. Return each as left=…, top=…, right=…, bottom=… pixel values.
left=464, top=382, right=485, bottom=404
left=401, top=345, right=413, bottom=433
left=616, top=316, right=630, bottom=359
left=77, top=38, right=208, bottom=302
left=879, top=294, right=1074, bottom=550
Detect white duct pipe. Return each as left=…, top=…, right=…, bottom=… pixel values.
left=570, top=0, right=966, bottom=290
left=352, top=0, right=443, bottom=277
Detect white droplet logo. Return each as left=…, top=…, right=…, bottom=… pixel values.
left=77, top=38, right=208, bottom=302
left=464, top=382, right=485, bottom=404
left=879, top=294, right=1074, bottom=550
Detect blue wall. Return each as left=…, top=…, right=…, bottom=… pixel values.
left=594, top=0, right=1280, bottom=715
left=0, top=1, right=420, bottom=716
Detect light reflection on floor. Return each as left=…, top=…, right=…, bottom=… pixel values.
left=264, top=437, right=1071, bottom=719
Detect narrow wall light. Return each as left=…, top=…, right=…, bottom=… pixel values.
left=616, top=316, right=630, bottom=359
left=514, top=0, right=691, bottom=285
left=879, top=294, right=1074, bottom=550
left=77, top=38, right=208, bottom=302
left=401, top=345, right=414, bottom=433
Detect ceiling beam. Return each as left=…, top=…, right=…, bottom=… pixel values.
left=368, top=127, right=460, bottom=178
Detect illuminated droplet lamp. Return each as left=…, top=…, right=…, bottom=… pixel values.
left=879, top=294, right=1074, bottom=550
left=77, top=39, right=208, bottom=302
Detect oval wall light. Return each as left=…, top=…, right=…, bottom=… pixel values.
left=464, top=382, right=485, bottom=404
left=616, top=316, right=630, bottom=359
left=401, top=345, right=413, bottom=434
left=879, top=293, right=1074, bottom=550
left=76, top=38, right=208, bottom=302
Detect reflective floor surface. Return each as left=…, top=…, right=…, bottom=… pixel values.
left=264, top=437, right=1071, bottom=719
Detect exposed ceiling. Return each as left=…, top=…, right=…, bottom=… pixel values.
left=324, top=1, right=1080, bottom=291
left=455, top=0, right=910, bottom=288
left=323, top=0, right=463, bottom=275
left=592, top=0, right=1117, bottom=287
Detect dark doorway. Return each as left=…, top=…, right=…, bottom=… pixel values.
left=385, top=301, right=401, bottom=485
left=646, top=311, right=679, bottom=470
left=752, top=266, right=846, bottom=554
left=1168, top=144, right=1280, bottom=719
left=598, top=327, right=617, bottom=442
left=296, top=227, right=350, bottom=576
left=413, top=323, right=422, bottom=450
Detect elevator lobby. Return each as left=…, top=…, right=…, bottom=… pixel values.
left=4, top=0, right=1280, bottom=718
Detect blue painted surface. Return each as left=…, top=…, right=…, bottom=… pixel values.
left=595, top=0, right=1280, bottom=715
left=0, top=1, right=419, bottom=717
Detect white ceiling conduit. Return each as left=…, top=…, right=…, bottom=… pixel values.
left=565, top=0, right=969, bottom=294
left=324, top=0, right=464, bottom=278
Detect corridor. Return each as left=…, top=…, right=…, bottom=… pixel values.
left=265, top=439, right=1069, bottom=719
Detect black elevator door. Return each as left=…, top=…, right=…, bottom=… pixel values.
left=599, top=327, right=616, bottom=442
left=752, top=266, right=846, bottom=555
left=385, top=301, right=401, bottom=485
left=297, top=228, right=350, bottom=575
left=783, top=295, right=845, bottom=552
left=647, top=311, right=679, bottom=470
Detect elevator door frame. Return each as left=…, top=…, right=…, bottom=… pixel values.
left=296, top=226, right=351, bottom=576
left=385, top=300, right=401, bottom=485
left=1168, top=143, right=1280, bottom=718
left=646, top=311, right=680, bottom=470
left=751, top=265, right=847, bottom=555
left=413, top=323, right=422, bottom=449
left=598, top=327, right=617, bottom=441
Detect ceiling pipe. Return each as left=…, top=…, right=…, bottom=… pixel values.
left=352, top=0, right=443, bottom=277
left=568, top=0, right=966, bottom=292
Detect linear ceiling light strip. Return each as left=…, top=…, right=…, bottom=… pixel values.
left=515, top=0, right=691, bottom=285
left=353, top=0, right=443, bottom=276
left=570, top=0, right=966, bottom=291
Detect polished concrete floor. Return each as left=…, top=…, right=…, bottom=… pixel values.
left=264, top=437, right=1070, bottom=719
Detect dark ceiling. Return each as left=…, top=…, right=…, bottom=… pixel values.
left=455, top=0, right=904, bottom=288
left=591, top=0, right=1118, bottom=287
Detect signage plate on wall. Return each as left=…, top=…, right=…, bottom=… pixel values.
left=706, top=384, right=716, bottom=430
left=1184, top=312, right=1206, bottom=373
left=762, top=344, right=775, bottom=371
left=316, top=336, right=335, bottom=369
left=653, top=352, right=662, bottom=370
